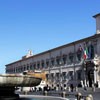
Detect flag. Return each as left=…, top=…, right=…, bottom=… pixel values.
left=83, top=45, right=88, bottom=59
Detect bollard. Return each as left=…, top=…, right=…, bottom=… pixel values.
left=88, top=94, right=93, bottom=100
left=62, top=91, right=66, bottom=98
left=75, top=86, right=78, bottom=92
left=44, top=91, right=47, bottom=96
left=92, top=86, right=95, bottom=92
left=85, top=96, right=91, bottom=100
left=76, top=92, right=82, bottom=100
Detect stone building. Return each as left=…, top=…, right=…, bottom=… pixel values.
left=5, top=13, right=100, bottom=88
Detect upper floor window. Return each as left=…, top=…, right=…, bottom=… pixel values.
left=37, top=62, right=40, bottom=69
left=33, top=63, right=36, bottom=69
left=77, top=45, right=83, bottom=61
left=41, top=61, right=44, bottom=68
left=30, top=64, right=32, bottom=70
left=62, top=55, right=67, bottom=64
left=83, top=42, right=95, bottom=59
left=51, top=59, right=55, bottom=66
left=24, top=65, right=26, bottom=71
left=88, top=44, right=94, bottom=59
left=27, top=64, right=29, bottom=70
left=69, top=52, right=74, bottom=63
left=56, top=58, right=60, bottom=65
left=46, top=60, right=49, bottom=68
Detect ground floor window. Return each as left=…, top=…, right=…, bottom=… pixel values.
left=77, top=70, right=82, bottom=80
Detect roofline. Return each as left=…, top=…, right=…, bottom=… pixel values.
left=93, top=13, right=100, bottom=18
left=5, top=34, right=100, bottom=66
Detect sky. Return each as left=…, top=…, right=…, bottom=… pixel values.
left=0, top=0, right=100, bottom=73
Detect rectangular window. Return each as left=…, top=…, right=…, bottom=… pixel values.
left=46, top=61, right=49, bottom=68
left=62, top=72, right=66, bottom=80
left=77, top=70, right=82, bottom=80
left=69, top=71, right=73, bottom=80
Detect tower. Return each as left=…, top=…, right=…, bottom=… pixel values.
left=93, top=13, right=100, bottom=34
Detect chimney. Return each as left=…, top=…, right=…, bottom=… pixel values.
left=93, top=13, right=100, bottom=34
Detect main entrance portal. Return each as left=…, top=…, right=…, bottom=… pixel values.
left=87, top=69, right=94, bottom=87
left=85, top=61, right=95, bottom=87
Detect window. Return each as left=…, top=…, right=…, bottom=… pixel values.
left=77, top=45, right=83, bottom=61
left=56, top=58, right=60, bottom=65
left=27, top=65, right=29, bottom=70
left=37, top=63, right=40, bottom=69
left=56, top=73, right=60, bottom=80
left=63, top=55, right=67, bottom=64
left=77, top=50, right=82, bottom=61
left=51, top=73, right=54, bottom=81
left=24, top=65, right=26, bottom=71
left=51, top=59, right=55, bottom=66
left=62, top=72, right=66, bottom=80
left=69, top=71, right=73, bottom=80
left=56, top=56, right=63, bottom=66
left=77, top=70, right=82, bottom=80
left=46, top=60, right=49, bottom=68
left=30, top=64, right=32, bottom=70
left=33, top=63, right=36, bottom=70
left=41, top=61, right=44, bottom=68
left=69, top=52, right=74, bottom=63
left=88, top=44, right=94, bottom=59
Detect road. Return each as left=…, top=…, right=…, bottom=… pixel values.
left=17, top=87, right=100, bottom=100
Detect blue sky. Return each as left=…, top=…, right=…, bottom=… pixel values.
left=0, top=0, right=100, bottom=73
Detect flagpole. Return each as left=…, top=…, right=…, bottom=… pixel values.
left=83, top=60, right=87, bottom=88
left=73, top=43, right=76, bottom=85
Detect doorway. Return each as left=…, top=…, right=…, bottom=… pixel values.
left=87, top=69, right=94, bottom=87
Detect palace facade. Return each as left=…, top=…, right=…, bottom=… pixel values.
left=6, top=13, right=100, bottom=88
